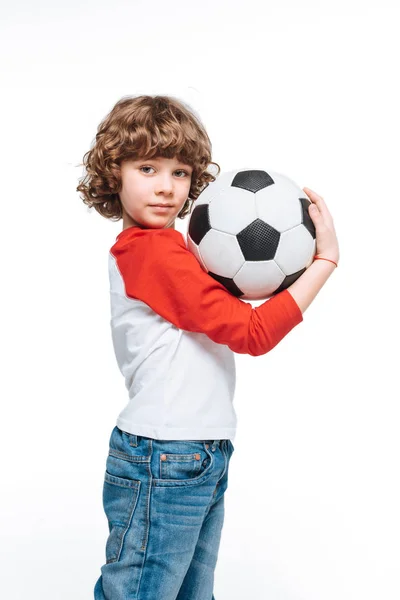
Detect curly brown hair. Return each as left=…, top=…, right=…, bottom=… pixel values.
left=76, top=95, right=220, bottom=221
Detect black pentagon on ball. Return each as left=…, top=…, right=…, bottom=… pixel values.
left=208, top=272, right=244, bottom=297
left=237, top=218, right=280, bottom=261
left=299, top=197, right=316, bottom=239
left=188, top=203, right=211, bottom=245
left=274, top=268, right=306, bottom=294
left=231, top=170, right=275, bottom=193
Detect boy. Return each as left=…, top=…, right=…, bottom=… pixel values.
left=77, top=95, right=339, bottom=600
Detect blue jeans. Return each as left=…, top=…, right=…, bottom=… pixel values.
left=94, top=426, right=235, bottom=600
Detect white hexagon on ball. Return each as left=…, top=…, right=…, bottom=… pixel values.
left=199, top=229, right=245, bottom=278
left=194, top=182, right=219, bottom=207
left=234, top=260, right=285, bottom=300
left=275, top=225, right=316, bottom=274
left=208, top=187, right=257, bottom=235
left=255, top=185, right=302, bottom=233
left=195, top=170, right=240, bottom=207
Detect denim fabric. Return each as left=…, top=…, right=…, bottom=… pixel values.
left=94, top=425, right=235, bottom=600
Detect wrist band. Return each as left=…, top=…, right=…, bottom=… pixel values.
left=314, top=256, right=338, bottom=268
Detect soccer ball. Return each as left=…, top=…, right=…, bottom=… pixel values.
left=187, top=168, right=316, bottom=300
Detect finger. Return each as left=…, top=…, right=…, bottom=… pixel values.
left=303, top=187, right=324, bottom=203
left=303, top=187, right=332, bottom=220
left=308, top=202, right=322, bottom=221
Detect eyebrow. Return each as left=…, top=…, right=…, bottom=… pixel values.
left=141, top=158, right=193, bottom=170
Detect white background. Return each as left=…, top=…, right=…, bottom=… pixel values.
left=1, top=1, right=399, bottom=598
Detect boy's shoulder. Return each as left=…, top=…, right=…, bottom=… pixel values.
left=109, top=225, right=208, bottom=291
left=110, top=226, right=188, bottom=258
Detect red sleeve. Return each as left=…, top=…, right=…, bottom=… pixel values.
left=111, top=227, right=303, bottom=357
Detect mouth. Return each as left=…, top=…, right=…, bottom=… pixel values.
left=150, top=204, right=173, bottom=212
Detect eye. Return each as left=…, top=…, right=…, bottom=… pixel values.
left=139, top=166, right=191, bottom=177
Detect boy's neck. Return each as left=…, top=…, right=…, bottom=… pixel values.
left=122, top=212, right=175, bottom=231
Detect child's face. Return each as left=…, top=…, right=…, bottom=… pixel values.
left=119, top=156, right=193, bottom=230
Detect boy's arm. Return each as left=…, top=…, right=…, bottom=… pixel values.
left=112, top=228, right=303, bottom=357
left=286, top=259, right=336, bottom=313
left=287, top=187, right=339, bottom=313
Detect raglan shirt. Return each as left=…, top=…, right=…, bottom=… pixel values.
left=109, top=226, right=303, bottom=441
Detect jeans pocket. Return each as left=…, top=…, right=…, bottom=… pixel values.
left=102, top=472, right=141, bottom=564
left=153, top=440, right=214, bottom=487
left=160, top=448, right=212, bottom=481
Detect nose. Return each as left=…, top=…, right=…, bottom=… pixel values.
left=155, top=172, right=174, bottom=196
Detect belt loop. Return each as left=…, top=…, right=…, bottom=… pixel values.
left=129, top=434, right=139, bottom=447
